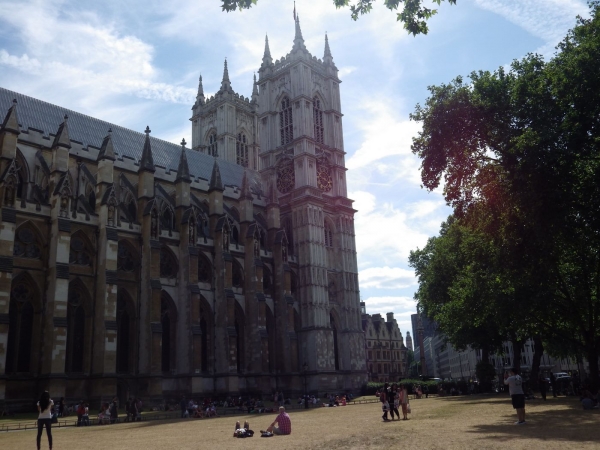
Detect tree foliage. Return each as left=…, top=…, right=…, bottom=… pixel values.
left=410, top=2, right=600, bottom=388
left=220, top=0, right=457, bottom=35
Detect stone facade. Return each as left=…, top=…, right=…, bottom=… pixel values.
left=0, top=20, right=366, bottom=410
left=361, top=304, right=407, bottom=382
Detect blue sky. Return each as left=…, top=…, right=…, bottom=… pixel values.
left=0, top=0, right=590, bottom=337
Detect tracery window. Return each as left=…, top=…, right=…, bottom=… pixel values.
left=13, top=226, right=41, bottom=259
left=198, top=254, right=212, bottom=284
left=69, top=235, right=92, bottom=266
left=236, top=133, right=249, bottom=167
left=65, top=287, right=85, bottom=373
left=160, top=246, right=178, bottom=279
left=316, top=158, right=333, bottom=192
left=117, top=241, right=136, bottom=272
left=127, top=200, right=137, bottom=222
left=276, top=160, right=295, bottom=194
left=5, top=282, right=35, bottom=373
left=313, top=96, right=324, bottom=144
left=324, top=223, right=333, bottom=248
left=232, top=261, right=243, bottom=289
left=207, top=132, right=218, bottom=156
left=161, top=207, right=174, bottom=232
left=279, top=97, right=293, bottom=145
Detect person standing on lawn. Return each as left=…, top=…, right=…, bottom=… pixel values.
left=36, top=391, right=53, bottom=450
left=504, top=368, right=526, bottom=424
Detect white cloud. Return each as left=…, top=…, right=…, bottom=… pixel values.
left=360, top=266, right=417, bottom=289
left=473, top=0, right=589, bottom=55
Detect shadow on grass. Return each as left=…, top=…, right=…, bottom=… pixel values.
left=467, top=407, right=600, bottom=444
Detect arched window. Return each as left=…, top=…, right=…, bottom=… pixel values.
left=236, top=133, right=249, bottom=167
left=161, top=207, right=174, bottom=232
left=330, top=313, right=340, bottom=370
left=198, top=253, right=212, bottom=285
left=207, top=132, right=218, bottom=156
left=263, top=266, right=272, bottom=296
left=313, top=96, right=324, bottom=144
left=13, top=225, right=41, bottom=259
left=231, top=226, right=239, bottom=246
left=197, top=213, right=209, bottom=239
left=199, top=299, right=213, bottom=373
left=127, top=199, right=137, bottom=222
left=324, top=223, right=333, bottom=248
left=5, top=281, right=36, bottom=373
left=279, top=96, right=293, bottom=145
left=69, top=234, right=92, bottom=266
left=161, top=295, right=177, bottom=373
left=160, top=246, right=178, bottom=279
left=328, top=279, right=337, bottom=303
left=117, top=241, right=136, bottom=272
left=66, top=284, right=86, bottom=373
left=87, top=188, right=96, bottom=211
left=232, top=260, right=244, bottom=290
left=116, top=291, right=133, bottom=374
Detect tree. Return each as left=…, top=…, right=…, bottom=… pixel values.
left=410, top=2, right=600, bottom=388
left=220, top=0, right=458, bottom=35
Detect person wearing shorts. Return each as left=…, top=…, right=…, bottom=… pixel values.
left=504, top=368, right=526, bottom=424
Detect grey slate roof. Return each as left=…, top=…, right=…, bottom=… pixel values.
left=0, top=87, right=262, bottom=193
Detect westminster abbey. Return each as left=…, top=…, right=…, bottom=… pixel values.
left=0, top=18, right=366, bottom=410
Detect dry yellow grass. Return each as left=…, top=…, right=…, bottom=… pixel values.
left=2, top=395, right=599, bottom=450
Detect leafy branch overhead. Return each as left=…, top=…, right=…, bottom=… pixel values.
left=220, top=0, right=458, bottom=35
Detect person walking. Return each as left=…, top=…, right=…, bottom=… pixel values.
left=504, top=368, right=526, bottom=424
left=399, top=384, right=409, bottom=420
left=36, top=391, right=53, bottom=450
left=380, top=382, right=390, bottom=421
left=538, top=373, right=547, bottom=401
left=390, top=384, right=400, bottom=420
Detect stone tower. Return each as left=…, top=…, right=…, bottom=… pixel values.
left=256, top=18, right=365, bottom=391
left=190, top=60, right=260, bottom=169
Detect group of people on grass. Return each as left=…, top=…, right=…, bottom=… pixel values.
left=377, top=382, right=410, bottom=421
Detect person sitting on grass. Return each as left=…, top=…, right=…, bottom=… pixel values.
left=262, top=406, right=291, bottom=435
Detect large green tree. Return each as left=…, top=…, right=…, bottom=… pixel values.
left=221, top=0, right=457, bottom=35
left=410, top=2, right=600, bottom=387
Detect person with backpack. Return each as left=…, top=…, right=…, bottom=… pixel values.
left=109, top=398, right=118, bottom=424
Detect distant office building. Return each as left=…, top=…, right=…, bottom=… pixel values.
left=405, top=331, right=413, bottom=351
left=411, top=313, right=437, bottom=342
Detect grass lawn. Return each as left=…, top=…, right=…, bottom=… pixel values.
left=2, top=394, right=598, bottom=449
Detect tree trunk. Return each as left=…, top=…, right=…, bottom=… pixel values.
left=511, top=338, right=523, bottom=373
left=531, top=335, right=544, bottom=391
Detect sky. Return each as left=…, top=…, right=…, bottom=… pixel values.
left=0, top=0, right=591, bottom=338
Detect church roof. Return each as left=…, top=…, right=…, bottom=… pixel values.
left=0, top=87, right=261, bottom=193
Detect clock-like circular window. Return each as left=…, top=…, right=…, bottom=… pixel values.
left=316, top=164, right=333, bottom=192
left=277, top=162, right=295, bottom=193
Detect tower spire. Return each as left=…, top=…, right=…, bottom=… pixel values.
left=251, top=73, right=259, bottom=103
left=52, top=114, right=71, bottom=149
left=324, top=33, right=332, bottom=60
left=196, top=74, right=205, bottom=104
left=98, top=128, right=116, bottom=161
left=292, top=15, right=306, bottom=52
left=1, top=99, right=19, bottom=134
left=220, top=58, right=231, bottom=92
left=262, top=34, right=273, bottom=67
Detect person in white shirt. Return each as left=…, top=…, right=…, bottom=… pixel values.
left=36, top=391, right=53, bottom=450
left=504, top=368, right=526, bottom=424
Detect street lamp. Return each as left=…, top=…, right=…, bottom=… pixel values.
left=303, top=362, right=309, bottom=409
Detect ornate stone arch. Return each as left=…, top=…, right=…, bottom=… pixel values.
left=15, top=148, right=30, bottom=202
left=159, top=245, right=178, bottom=279
left=312, top=94, right=325, bottom=144
left=262, top=263, right=273, bottom=296
left=5, top=271, right=42, bottom=374
left=323, top=216, right=335, bottom=248
left=160, top=291, right=178, bottom=373
left=117, top=239, right=139, bottom=273
left=235, top=127, right=250, bottom=167
left=69, top=229, right=94, bottom=267
left=119, top=174, right=138, bottom=226
left=278, top=94, right=294, bottom=145
left=13, top=221, right=44, bottom=260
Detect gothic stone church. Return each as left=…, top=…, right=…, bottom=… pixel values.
left=0, top=19, right=366, bottom=409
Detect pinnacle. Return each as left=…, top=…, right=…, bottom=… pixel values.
left=98, top=128, right=116, bottom=161
left=176, top=138, right=191, bottom=183
left=1, top=98, right=20, bottom=134
left=139, top=125, right=155, bottom=173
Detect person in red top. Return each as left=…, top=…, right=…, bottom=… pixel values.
left=265, top=406, right=291, bottom=435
